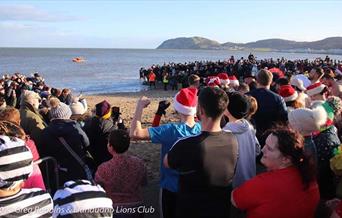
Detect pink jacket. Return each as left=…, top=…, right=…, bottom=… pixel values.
left=23, top=138, right=46, bottom=190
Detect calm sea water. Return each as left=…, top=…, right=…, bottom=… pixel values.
left=1, top=48, right=342, bottom=94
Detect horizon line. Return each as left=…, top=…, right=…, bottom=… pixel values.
left=0, top=46, right=155, bottom=49
left=1, top=35, right=342, bottom=49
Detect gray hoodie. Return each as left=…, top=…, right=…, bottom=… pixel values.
left=223, top=119, right=260, bottom=188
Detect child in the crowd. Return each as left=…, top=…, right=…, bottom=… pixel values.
left=95, top=129, right=147, bottom=215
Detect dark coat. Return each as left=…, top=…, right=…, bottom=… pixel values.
left=83, top=116, right=115, bottom=167
left=247, top=88, right=288, bottom=142
left=313, top=126, right=341, bottom=199
left=41, top=119, right=90, bottom=184
left=59, top=94, right=72, bottom=105
left=20, top=103, right=47, bottom=152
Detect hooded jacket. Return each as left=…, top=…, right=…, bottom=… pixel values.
left=223, top=119, right=260, bottom=188
left=41, top=119, right=90, bottom=184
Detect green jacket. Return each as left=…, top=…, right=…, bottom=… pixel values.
left=20, top=103, right=47, bottom=151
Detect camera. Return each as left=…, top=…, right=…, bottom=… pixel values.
left=111, top=106, right=121, bottom=121
left=111, top=106, right=126, bottom=130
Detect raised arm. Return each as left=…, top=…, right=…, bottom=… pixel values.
left=129, top=96, right=151, bottom=140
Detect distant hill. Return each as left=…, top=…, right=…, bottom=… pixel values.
left=305, top=37, right=342, bottom=50
left=244, top=39, right=302, bottom=50
left=157, top=37, right=221, bottom=49
left=157, top=36, right=342, bottom=54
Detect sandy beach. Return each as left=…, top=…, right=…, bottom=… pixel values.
left=86, top=89, right=179, bottom=180
left=86, top=89, right=180, bottom=217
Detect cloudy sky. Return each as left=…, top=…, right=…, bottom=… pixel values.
left=0, top=0, right=341, bottom=48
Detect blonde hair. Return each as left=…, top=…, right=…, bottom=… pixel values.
left=246, top=96, right=258, bottom=120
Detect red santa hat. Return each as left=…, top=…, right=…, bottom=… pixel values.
left=173, top=87, right=198, bottom=115
left=229, top=75, right=239, bottom=87
left=278, top=85, right=298, bottom=102
left=205, top=76, right=221, bottom=87
left=217, top=73, right=230, bottom=85
left=306, top=82, right=326, bottom=96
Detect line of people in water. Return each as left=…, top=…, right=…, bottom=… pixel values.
left=2, top=54, right=342, bottom=217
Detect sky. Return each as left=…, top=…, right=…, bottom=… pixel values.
left=0, top=0, right=341, bottom=48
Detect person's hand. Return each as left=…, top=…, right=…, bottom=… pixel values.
left=138, top=96, right=150, bottom=109
left=156, top=100, right=171, bottom=116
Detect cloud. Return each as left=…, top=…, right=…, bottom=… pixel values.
left=0, top=22, right=32, bottom=31
left=0, top=21, right=110, bottom=48
left=0, top=5, right=83, bottom=22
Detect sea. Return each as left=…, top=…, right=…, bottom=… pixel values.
left=1, top=48, right=342, bottom=94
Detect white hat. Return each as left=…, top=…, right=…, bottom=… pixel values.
left=173, top=87, right=198, bottom=115
left=70, top=102, right=86, bottom=115
left=288, top=106, right=327, bottom=135
left=293, top=74, right=311, bottom=88
left=290, top=77, right=306, bottom=91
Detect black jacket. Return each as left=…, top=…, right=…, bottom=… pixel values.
left=83, top=116, right=115, bottom=167
left=247, top=88, right=288, bottom=142
left=41, top=119, right=90, bottom=183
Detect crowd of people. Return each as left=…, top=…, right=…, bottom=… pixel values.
left=136, top=54, right=342, bottom=218
left=140, top=54, right=342, bottom=91
left=2, top=54, right=342, bottom=217
left=0, top=72, right=128, bottom=217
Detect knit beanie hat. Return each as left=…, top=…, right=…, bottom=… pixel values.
left=217, top=73, right=230, bottom=86
left=278, top=85, right=298, bottom=102
left=229, top=75, right=239, bottom=87
left=306, top=82, right=326, bottom=96
left=0, top=135, right=33, bottom=188
left=95, top=100, right=111, bottom=118
left=50, top=98, right=72, bottom=120
left=53, top=180, right=113, bottom=217
left=227, top=92, right=250, bottom=119
left=173, top=87, right=197, bottom=115
left=288, top=106, right=327, bottom=135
